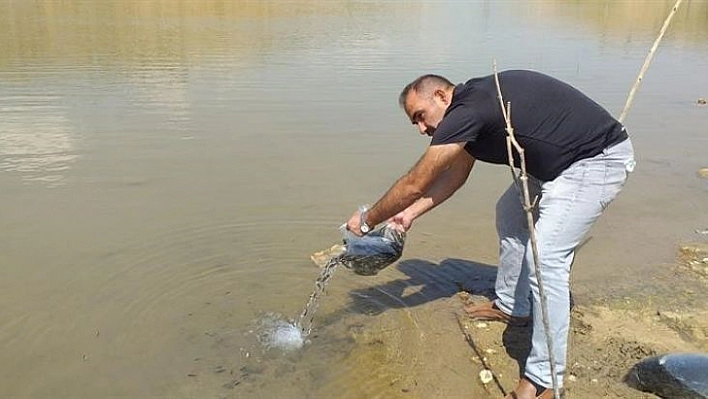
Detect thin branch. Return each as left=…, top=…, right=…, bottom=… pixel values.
left=494, top=60, right=521, bottom=191
left=619, top=0, right=683, bottom=123
left=493, top=62, right=561, bottom=399
left=455, top=313, right=506, bottom=397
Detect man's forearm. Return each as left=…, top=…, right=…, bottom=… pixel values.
left=403, top=156, right=475, bottom=220
left=356, top=142, right=470, bottom=230
left=366, top=173, right=425, bottom=226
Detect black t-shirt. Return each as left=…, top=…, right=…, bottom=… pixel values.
left=430, top=70, right=627, bottom=181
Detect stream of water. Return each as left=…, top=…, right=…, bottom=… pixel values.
left=296, top=259, right=340, bottom=337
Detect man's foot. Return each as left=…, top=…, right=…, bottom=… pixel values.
left=463, top=300, right=530, bottom=327
left=504, top=378, right=555, bottom=399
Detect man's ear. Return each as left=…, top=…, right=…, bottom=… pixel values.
left=433, top=89, right=449, bottom=105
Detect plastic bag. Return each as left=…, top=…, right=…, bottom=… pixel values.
left=624, top=353, right=708, bottom=398
left=338, top=223, right=405, bottom=276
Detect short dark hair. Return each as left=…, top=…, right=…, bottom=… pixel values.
left=399, top=74, right=454, bottom=108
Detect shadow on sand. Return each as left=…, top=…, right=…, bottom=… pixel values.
left=345, top=257, right=497, bottom=315
left=339, top=257, right=533, bottom=380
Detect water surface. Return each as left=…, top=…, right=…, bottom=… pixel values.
left=1, top=1, right=707, bottom=397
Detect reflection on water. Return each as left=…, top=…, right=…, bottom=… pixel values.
left=0, top=0, right=398, bottom=68
left=525, top=0, right=708, bottom=44
left=0, top=0, right=707, bottom=397
left=1, top=0, right=705, bottom=69
left=0, top=89, right=78, bottom=186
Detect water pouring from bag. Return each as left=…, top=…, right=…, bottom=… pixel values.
left=256, top=219, right=406, bottom=352
left=337, top=223, right=406, bottom=276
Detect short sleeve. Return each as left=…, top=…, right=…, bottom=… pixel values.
left=430, top=102, right=484, bottom=146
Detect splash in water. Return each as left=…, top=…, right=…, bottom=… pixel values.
left=256, top=258, right=339, bottom=351
left=256, top=313, right=305, bottom=351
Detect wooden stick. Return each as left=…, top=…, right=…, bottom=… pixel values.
left=619, top=0, right=683, bottom=123
left=455, top=313, right=506, bottom=397
left=493, top=61, right=561, bottom=399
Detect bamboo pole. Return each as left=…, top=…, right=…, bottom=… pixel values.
left=619, top=0, right=683, bottom=123
left=493, top=61, right=560, bottom=399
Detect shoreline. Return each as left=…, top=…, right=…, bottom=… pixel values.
left=312, top=241, right=708, bottom=398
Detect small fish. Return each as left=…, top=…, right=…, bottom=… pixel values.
left=695, top=229, right=708, bottom=236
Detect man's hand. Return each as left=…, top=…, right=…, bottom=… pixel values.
left=387, top=210, right=414, bottom=233
left=346, top=209, right=365, bottom=237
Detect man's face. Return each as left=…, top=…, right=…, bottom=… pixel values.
left=404, top=89, right=449, bottom=137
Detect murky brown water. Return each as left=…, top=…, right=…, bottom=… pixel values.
left=1, top=1, right=707, bottom=397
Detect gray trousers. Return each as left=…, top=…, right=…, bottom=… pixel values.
left=493, top=138, right=635, bottom=387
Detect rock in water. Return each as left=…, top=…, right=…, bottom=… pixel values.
left=624, top=353, right=708, bottom=398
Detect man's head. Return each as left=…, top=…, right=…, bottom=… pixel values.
left=399, top=74, right=455, bottom=137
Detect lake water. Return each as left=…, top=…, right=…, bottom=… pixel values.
left=1, top=1, right=707, bottom=397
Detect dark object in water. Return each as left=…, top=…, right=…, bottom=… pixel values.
left=624, top=353, right=708, bottom=398
left=338, top=224, right=405, bottom=276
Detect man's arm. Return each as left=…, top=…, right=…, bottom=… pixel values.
left=347, top=142, right=473, bottom=235
left=391, top=149, right=475, bottom=230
